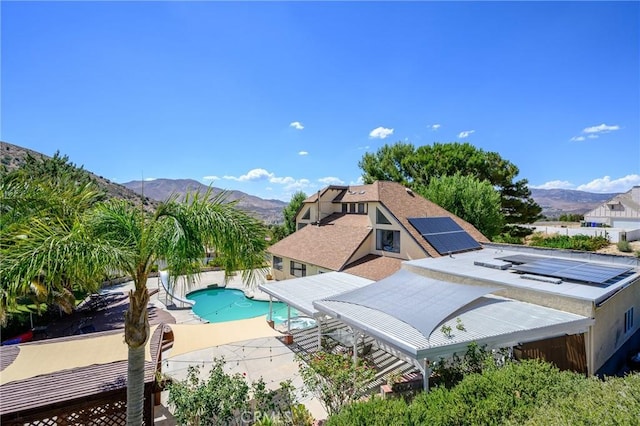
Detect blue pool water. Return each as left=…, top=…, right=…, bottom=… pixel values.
left=186, top=288, right=298, bottom=323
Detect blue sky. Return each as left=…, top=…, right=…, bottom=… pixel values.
left=2, top=1, right=639, bottom=201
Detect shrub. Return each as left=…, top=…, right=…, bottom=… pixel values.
left=522, top=373, right=640, bottom=426
left=164, top=357, right=305, bottom=425
left=409, top=360, right=586, bottom=426
left=617, top=240, right=632, bottom=252
left=325, top=396, right=409, bottom=426
left=297, top=352, right=376, bottom=416
left=528, top=233, right=610, bottom=251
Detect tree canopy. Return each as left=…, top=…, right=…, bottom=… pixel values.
left=283, top=191, right=308, bottom=236
left=359, top=142, right=542, bottom=236
left=1, top=153, right=270, bottom=425
left=420, top=173, right=504, bottom=238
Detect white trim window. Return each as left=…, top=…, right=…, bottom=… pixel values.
left=376, top=229, right=400, bottom=253
left=290, top=261, right=307, bottom=277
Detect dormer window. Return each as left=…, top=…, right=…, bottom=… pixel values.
left=302, top=209, right=311, bottom=220
left=342, top=203, right=367, bottom=214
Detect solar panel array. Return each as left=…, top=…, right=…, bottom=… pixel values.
left=408, top=217, right=481, bottom=255
left=504, top=257, right=633, bottom=285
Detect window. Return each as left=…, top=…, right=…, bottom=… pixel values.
left=272, top=256, right=283, bottom=271
left=376, top=208, right=391, bottom=224
left=357, top=203, right=366, bottom=214
left=342, top=203, right=348, bottom=213
left=625, top=307, right=634, bottom=334
left=297, top=223, right=308, bottom=230
left=349, top=203, right=357, bottom=213
left=376, top=229, right=400, bottom=253
left=290, top=261, right=306, bottom=277
left=302, top=209, right=310, bottom=220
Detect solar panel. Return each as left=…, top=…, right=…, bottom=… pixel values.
left=496, top=254, right=545, bottom=265
left=408, top=217, right=481, bottom=255
left=511, top=259, right=632, bottom=285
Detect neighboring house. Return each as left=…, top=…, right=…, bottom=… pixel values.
left=583, top=186, right=640, bottom=241
left=268, top=181, right=488, bottom=281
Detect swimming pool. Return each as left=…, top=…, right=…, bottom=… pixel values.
left=186, top=288, right=298, bottom=323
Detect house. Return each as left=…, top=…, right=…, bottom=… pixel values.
left=583, top=186, right=640, bottom=242
left=261, top=243, right=640, bottom=382
left=268, top=181, right=489, bottom=281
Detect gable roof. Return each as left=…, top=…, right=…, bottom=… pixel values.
left=310, top=181, right=488, bottom=258
left=268, top=213, right=372, bottom=270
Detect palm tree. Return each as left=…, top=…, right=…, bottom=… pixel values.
left=2, top=183, right=268, bottom=424
left=87, top=190, right=268, bottom=424
left=1, top=162, right=108, bottom=323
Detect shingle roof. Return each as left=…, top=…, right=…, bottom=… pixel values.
left=274, top=181, right=489, bottom=275
left=268, top=213, right=372, bottom=270
left=342, top=254, right=403, bottom=281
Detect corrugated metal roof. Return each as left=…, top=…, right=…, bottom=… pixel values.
left=323, top=269, right=498, bottom=338
left=314, top=295, right=593, bottom=360
left=258, top=272, right=373, bottom=316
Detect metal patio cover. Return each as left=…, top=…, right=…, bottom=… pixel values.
left=322, top=269, right=498, bottom=339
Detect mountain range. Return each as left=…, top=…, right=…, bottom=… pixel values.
left=122, top=179, right=287, bottom=224
left=1, top=141, right=620, bottom=222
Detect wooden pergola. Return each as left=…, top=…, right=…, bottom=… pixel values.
left=0, top=326, right=168, bottom=426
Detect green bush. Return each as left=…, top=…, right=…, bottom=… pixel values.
left=528, top=233, right=610, bottom=251
left=617, top=240, right=632, bottom=252
left=325, top=396, right=409, bottom=426
left=410, top=360, right=586, bottom=426
left=522, top=373, right=640, bottom=426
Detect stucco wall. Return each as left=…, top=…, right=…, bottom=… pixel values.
left=591, top=278, right=640, bottom=373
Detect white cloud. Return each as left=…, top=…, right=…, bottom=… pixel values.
left=220, top=168, right=313, bottom=193
left=458, top=130, right=475, bottom=138
left=270, top=176, right=295, bottom=185
left=298, top=151, right=308, bottom=156
left=203, top=175, right=219, bottom=181
left=223, top=168, right=273, bottom=182
left=318, top=176, right=345, bottom=185
left=290, top=121, right=304, bottom=130
left=583, top=123, right=620, bottom=134
left=576, top=174, right=640, bottom=193
left=143, top=177, right=157, bottom=181
left=570, top=136, right=586, bottom=142
left=587, top=134, right=598, bottom=139
left=531, top=180, right=575, bottom=190
left=350, top=176, right=364, bottom=185
left=369, top=126, right=394, bottom=139
left=430, top=124, right=441, bottom=131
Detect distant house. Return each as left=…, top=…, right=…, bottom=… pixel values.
left=583, top=186, right=640, bottom=241
left=268, top=181, right=488, bottom=281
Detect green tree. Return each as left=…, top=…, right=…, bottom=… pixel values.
left=282, top=191, right=308, bottom=236
left=2, top=176, right=268, bottom=425
left=359, top=142, right=542, bottom=235
left=420, top=174, right=504, bottom=238
left=0, top=155, right=107, bottom=323
left=165, top=357, right=311, bottom=425
left=297, top=352, right=376, bottom=417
